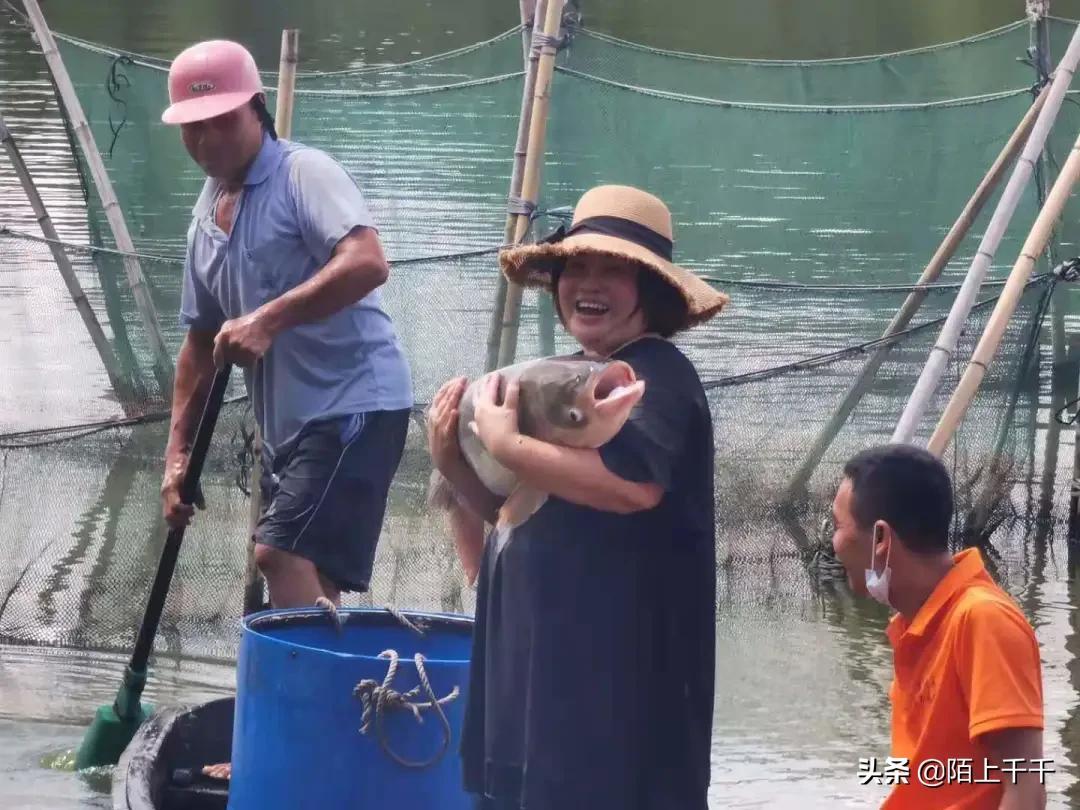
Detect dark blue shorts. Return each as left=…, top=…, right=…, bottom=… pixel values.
left=472, top=796, right=520, bottom=810
left=255, top=409, right=410, bottom=592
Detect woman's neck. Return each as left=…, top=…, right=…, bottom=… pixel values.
left=579, top=331, right=653, bottom=359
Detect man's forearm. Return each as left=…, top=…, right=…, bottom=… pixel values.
left=257, top=230, right=388, bottom=335
left=165, top=331, right=217, bottom=466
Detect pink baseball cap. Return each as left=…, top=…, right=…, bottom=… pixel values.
left=162, top=40, right=263, bottom=125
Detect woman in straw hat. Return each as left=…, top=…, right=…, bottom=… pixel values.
left=428, top=185, right=727, bottom=809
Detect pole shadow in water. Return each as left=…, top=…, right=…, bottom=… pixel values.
left=31, top=430, right=140, bottom=649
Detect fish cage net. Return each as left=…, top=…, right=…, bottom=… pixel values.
left=0, top=7, right=1077, bottom=659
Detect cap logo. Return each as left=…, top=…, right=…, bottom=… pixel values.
left=189, top=80, right=215, bottom=93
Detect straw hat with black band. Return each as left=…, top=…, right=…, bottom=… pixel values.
left=499, top=185, right=729, bottom=333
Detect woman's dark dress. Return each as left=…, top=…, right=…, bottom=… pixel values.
left=462, top=337, right=717, bottom=810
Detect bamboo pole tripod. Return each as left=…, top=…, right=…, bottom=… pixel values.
left=485, top=0, right=550, bottom=371
left=929, top=129, right=1080, bottom=456
left=893, top=20, right=1080, bottom=444
left=785, top=84, right=1051, bottom=495
left=492, top=0, right=565, bottom=369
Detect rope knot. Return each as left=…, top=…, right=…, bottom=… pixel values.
left=506, top=196, right=537, bottom=218
left=353, top=649, right=461, bottom=769
left=530, top=30, right=569, bottom=56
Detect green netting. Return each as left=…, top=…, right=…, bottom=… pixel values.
left=562, top=21, right=1038, bottom=106
left=49, top=25, right=1076, bottom=395
left=0, top=230, right=1056, bottom=659
left=53, top=37, right=528, bottom=254
left=544, top=73, right=1048, bottom=280
left=55, top=25, right=529, bottom=92
left=0, top=14, right=1076, bottom=659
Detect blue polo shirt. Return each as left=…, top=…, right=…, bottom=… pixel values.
left=180, top=135, right=413, bottom=460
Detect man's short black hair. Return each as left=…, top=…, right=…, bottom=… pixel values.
left=842, top=444, right=953, bottom=553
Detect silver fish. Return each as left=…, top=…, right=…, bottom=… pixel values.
left=429, top=356, right=646, bottom=528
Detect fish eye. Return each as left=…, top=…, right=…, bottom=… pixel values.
left=568, top=407, right=584, bottom=424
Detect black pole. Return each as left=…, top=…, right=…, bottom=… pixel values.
left=115, top=366, right=231, bottom=718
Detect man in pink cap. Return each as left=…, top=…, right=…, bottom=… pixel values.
left=160, top=41, right=413, bottom=617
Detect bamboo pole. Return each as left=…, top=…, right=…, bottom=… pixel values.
left=535, top=0, right=561, bottom=358
left=274, top=30, right=299, bottom=139
left=495, top=0, right=565, bottom=368
left=928, top=129, right=1080, bottom=456
left=243, top=29, right=301, bottom=615
left=785, top=84, right=1051, bottom=495
left=1030, top=1, right=1052, bottom=80
left=893, top=22, right=1080, bottom=445
left=1024, top=1, right=1074, bottom=537
left=484, top=0, right=548, bottom=371
left=1028, top=2, right=1069, bottom=372
left=0, top=110, right=135, bottom=411
left=519, top=0, right=538, bottom=59
left=22, top=0, right=175, bottom=400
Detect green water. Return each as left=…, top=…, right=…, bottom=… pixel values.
left=4, top=2, right=1080, bottom=808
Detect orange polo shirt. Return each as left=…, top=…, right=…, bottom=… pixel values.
left=882, top=548, right=1043, bottom=810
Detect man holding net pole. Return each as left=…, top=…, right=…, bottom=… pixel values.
left=159, top=40, right=412, bottom=615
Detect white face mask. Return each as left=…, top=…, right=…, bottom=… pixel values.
left=864, top=529, right=892, bottom=607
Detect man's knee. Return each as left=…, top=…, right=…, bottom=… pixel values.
left=254, top=543, right=307, bottom=576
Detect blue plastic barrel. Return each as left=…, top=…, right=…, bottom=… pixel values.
left=228, top=608, right=474, bottom=810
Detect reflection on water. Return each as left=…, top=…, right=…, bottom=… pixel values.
left=0, top=643, right=234, bottom=809
left=0, top=719, right=109, bottom=809
left=4, top=1, right=1080, bottom=808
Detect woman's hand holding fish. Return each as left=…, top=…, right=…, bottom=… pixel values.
left=427, top=376, right=468, bottom=475
left=470, top=373, right=522, bottom=462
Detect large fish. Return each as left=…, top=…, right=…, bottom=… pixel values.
left=428, top=356, right=646, bottom=529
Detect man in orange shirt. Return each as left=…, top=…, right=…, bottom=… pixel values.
left=831, top=444, right=1046, bottom=810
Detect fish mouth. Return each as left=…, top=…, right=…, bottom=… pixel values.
left=591, top=361, right=645, bottom=414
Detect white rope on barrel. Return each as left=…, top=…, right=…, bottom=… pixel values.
left=354, top=649, right=461, bottom=769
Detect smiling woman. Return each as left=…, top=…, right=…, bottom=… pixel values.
left=423, top=184, right=727, bottom=808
